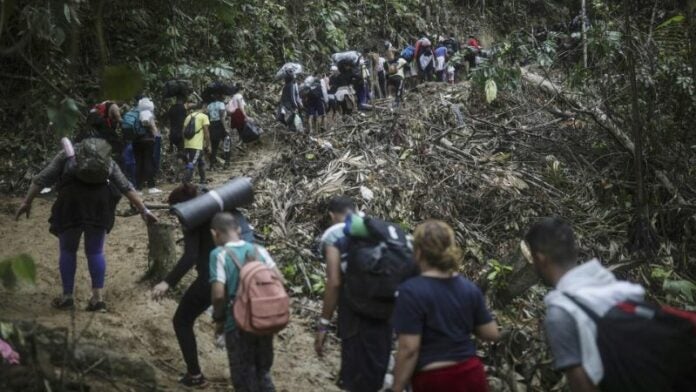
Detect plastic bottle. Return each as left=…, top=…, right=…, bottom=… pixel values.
left=223, top=134, right=231, bottom=153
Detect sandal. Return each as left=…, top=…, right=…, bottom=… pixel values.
left=52, top=297, right=74, bottom=310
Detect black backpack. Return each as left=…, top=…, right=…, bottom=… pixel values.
left=564, top=294, right=696, bottom=392
left=183, top=113, right=199, bottom=140
left=308, top=81, right=323, bottom=100
left=239, top=121, right=262, bottom=143
left=344, top=217, right=418, bottom=320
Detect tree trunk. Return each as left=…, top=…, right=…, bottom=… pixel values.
left=624, top=0, right=657, bottom=253
left=581, top=0, right=588, bottom=68
left=144, top=222, right=178, bottom=281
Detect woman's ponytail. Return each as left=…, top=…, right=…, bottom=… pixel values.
left=413, top=220, right=462, bottom=272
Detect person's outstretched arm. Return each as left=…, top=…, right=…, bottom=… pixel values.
left=15, top=150, right=67, bottom=220
left=314, top=245, right=341, bottom=357
left=392, top=334, right=422, bottom=392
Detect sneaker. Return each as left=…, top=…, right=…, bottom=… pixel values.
left=85, top=301, right=107, bottom=313
left=52, top=296, right=74, bottom=310
left=148, top=188, right=163, bottom=195
left=179, top=374, right=208, bottom=388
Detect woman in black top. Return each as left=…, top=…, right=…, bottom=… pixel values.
left=15, top=139, right=156, bottom=312
left=151, top=184, right=255, bottom=388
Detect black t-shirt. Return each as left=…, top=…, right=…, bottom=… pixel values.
left=164, top=211, right=254, bottom=287
left=168, top=103, right=187, bottom=138
left=392, top=275, right=493, bottom=370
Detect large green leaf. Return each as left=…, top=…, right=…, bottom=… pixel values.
left=46, top=98, right=79, bottom=138
left=664, top=279, right=696, bottom=302
left=11, top=254, right=36, bottom=285
left=101, top=65, right=144, bottom=101
left=656, top=14, right=685, bottom=31
left=485, top=79, right=498, bottom=104
left=0, top=254, right=36, bottom=288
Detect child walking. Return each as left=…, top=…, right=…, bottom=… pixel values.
left=209, top=212, right=277, bottom=392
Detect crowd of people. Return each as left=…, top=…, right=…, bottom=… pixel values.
left=10, top=29, right=696, bottom=392
left=276, top=33, right=485, bottom=133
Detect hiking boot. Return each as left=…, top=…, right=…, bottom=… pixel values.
left=85, top=300, right=107, bottom=313
left=179, top=374, right=208, bottom=388
left=52, top=296, right=74, bottom=310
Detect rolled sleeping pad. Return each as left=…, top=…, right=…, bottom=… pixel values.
left=171, top=177, right=254, bottom=230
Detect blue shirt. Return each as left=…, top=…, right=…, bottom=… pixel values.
left=207, top=101, right=225, bottom=122
left=392, top=275, right=493, bottom=370
left=209, top=241, right=267, bottom=332
left=435, top=46, right=448, bottom=57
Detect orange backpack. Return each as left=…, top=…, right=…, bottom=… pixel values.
left=225, top=247, right=290, bottom=335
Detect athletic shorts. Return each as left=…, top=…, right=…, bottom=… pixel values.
left=305, top=97, right=326, bottom=117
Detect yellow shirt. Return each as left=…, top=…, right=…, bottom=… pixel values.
left=183, top=112, right=210, bottom=150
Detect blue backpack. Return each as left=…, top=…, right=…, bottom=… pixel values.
left=401, top=46, right=415, bottom=61
left=121, top=109, right=146, bottom=140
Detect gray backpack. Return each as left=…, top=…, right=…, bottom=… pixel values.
left=73, top=138, right=112, bottom=184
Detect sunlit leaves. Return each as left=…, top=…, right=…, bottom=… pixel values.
left=0, top=254, right=36, bottom=289
left=46, top=98, right=80, bottom=137
left=485, top=79, right=497, bottom=103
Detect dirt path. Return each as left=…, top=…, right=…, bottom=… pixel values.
left=0, top=138, right=341, bottom=391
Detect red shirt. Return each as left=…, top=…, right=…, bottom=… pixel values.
left=467, top=38, right=481, bottom=50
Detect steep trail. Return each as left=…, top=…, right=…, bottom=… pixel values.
left=0, top=136, right=342, bottom=391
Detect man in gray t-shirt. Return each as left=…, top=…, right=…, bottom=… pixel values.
left=544, top=305, right=581, bottom=370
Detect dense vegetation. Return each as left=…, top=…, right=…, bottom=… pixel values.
left=1, top=0, right=696, bottom=390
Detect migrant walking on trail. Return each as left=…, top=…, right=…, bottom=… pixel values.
left=391, top=220, right=500, bottom=392
left=151, top=184, right=256, bottom=388
left=209, top=212, right=280, bottom=392
left=15, top=137, right=157, bottom=312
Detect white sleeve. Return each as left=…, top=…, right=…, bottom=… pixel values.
left=256, top=246, right=277, bottom=269
left=213, top=251, right=227, bottom=284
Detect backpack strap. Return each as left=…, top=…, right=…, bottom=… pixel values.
left=562, top=292, right=601, bottom=322
left=222, top=247, right=244, bottom=271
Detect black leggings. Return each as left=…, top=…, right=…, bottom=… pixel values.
left=173, top=277, right=211, bottom=376
left=133, top=139, right=155, bottom=189
left=209, top=121, right=226, bottom=168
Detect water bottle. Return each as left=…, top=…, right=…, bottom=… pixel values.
left=223, top=134, right=231, bottom=153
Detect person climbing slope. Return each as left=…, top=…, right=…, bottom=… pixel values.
left=207, top=94, right=227, bottom=171
left=435, top=39, right=448, bottom=82
left=152, top=184, right=256, bottom=388
left=523, top=218, right=696, bottom=392
left=182, top=103, right=210, bottom=185
left=390, top=220, right=499, bottom=392
left=279, top=72, right=303, bottom=132
left=15, top=138, right=157, bottom=312
left=209, top=212, right=279, bottom=392
left=315, top=197, right=398, bottom=392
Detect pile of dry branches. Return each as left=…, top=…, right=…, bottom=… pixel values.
left=244, top=75, right=693, bottom=391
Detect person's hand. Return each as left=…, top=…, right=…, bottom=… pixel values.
left=314, top=330, right=327, bottom=357
left=15, top=201, right=32, bottom=221
left=141, top=208, right=158, bottom=224
left=214, top=321, right=225, bottom=336
left=205, top=146, right=211, bottom=155
left=152, top=281, right=169, bottom=301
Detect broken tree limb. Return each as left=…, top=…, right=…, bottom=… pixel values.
left=520, top=67, right=687, bottom=205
